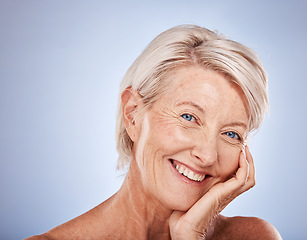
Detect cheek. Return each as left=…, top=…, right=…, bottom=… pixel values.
left=153, top=122, right=196, bottom=153
left=147, top=113, right=192, bottom=149
left=218, top=145, right=241, bottom=176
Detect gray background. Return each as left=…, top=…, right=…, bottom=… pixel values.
left=1, top=0, right=306, bottom=239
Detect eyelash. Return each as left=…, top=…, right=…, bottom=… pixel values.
left=180, top=114, right=243, bottom=142
left=223, top=131, right=242, bottom=141
left=181, top=113, right=196, bottom=122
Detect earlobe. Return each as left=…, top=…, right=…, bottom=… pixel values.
left=121, top=87, right=142, bottom=142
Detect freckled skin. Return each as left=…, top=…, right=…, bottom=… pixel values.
left=133, top=66, right=249, bottom=211
left=26, top=66, right=281, bottom=240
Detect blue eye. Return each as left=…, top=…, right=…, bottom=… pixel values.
left=225, top=131, right=241, bottom=140
left=181, top=114, right=195, bottom=122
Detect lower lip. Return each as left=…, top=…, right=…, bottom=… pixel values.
left=168, top=159, right=211, bottom=187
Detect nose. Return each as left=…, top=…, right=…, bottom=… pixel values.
left=190, top=132, right=218, bottom=167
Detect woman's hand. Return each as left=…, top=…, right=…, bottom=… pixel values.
left=169, top=146, right=255, bottom=240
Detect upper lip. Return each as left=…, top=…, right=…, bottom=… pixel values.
left=170, top=159, right=212, bottom=177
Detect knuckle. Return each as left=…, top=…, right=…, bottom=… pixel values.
left=247, top=179, right=256, bottom=189
left=239, top=180, right=246, bottom=188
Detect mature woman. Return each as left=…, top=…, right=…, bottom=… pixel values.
left=27, top=25, right=282, bottom=239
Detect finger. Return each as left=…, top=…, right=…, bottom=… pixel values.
left=174, top=151, right=251, bottom=233
left=238, top=150, right=250, bottom=184
left=194, top=151, right=249, bottom=211
left=223, top=150, right=249, bottom=190
left=212, top=151, right=251, bottom=209
left=244, top=146, right=256, bottom=189
left=212, top=150, right=249, bottom=200
left=245, top=146, right=254, bottom=176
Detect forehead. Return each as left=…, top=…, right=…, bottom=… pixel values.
left=159, top=66, right=249, bottom=122
left=167, top=66, right=233, bottom=94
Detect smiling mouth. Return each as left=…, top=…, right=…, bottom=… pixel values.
left=170, top=159, right=208, bottom=182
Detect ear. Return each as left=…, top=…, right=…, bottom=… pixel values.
left=121, top=87, right=143, bottom=142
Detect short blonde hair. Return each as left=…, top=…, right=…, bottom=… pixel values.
left=116, top=25, right=268, bottom=170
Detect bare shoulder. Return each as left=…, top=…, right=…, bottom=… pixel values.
left=211, top=215, right=282, bottom=240
left=24, top=195, right=119, bottom=240
left=24, top=235, right=50, bottom=240
left=24, top=204, right=106, bottom=240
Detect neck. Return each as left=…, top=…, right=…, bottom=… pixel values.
left=103, top=159, right=173, bottom=240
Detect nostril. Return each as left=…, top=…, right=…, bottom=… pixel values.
left=190, top=141, right=218, bottom=166
left=192, top=151, right=218, bottom=167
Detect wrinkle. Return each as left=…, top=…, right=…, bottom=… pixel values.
left=156, top=105, right=202, bottom=131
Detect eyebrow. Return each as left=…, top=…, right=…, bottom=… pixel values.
left=176, top=101, right=205, bottom=114
left=176, top=101, right=248, bottom=129
left=223, top=121, right=247, bottom=129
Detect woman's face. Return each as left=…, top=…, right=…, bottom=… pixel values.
left=132, top=66, right=249, bottom=211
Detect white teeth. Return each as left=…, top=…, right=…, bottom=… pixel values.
left=173, top=162, right=206, bottom=182
left=188, top=171, right=194, bottom=179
